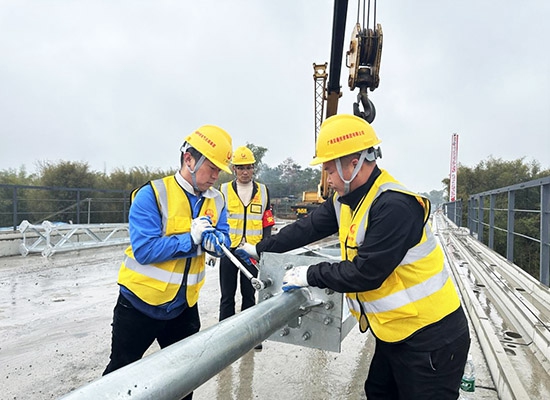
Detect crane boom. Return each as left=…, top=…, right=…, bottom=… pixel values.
left=325, top=0, right=350, bottom=118
left=292, top=0, right=383, bottom=218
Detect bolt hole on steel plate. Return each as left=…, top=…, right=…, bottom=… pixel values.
left=504, top=331, right=523, bottom=339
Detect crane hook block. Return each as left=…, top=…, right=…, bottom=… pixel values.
left=347, top=23, right=383, bottom=92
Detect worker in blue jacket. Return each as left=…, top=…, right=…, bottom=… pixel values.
left=241, top=114, right=470, bottom=400
left=103, top=125, right=233, bottom=400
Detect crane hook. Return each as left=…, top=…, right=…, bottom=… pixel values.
left=353, top=89, right=376, bottom=123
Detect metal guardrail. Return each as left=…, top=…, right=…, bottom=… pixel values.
left=443, top=176, right=550, bottom=286
left=0, top=183, right=131, bottom=230
left=58, top=251, right=355, bottom=399
left=59, top=287, right=317, bottom=399
left=18, top=220, right=129, bottom=257
left=435, top=212, right=550, bottom=399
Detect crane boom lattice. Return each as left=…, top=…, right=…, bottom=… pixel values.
left=313, top=63, right=328, bottom=142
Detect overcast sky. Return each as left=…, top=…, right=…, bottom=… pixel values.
left=1, top=0, right=548, bottom=193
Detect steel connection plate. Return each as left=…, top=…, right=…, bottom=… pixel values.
left=258, top=252, right=356, bottom=352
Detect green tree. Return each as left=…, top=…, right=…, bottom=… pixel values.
left=30, top=161, right=100, bottom=223
left=258, top=157, right=320, bottom=199
left=452, top=157, right=547, bottom=201
left=37, top=160, right=98, bottom=188
left=102, top=166, right=168, bottom=192
left=246, top=142, right=268, bottom=165
left=244, top=142, right=269, bottom=179
left=0, top=166, right=37, bottom=185
left=257, top=165, right=284, bottom=197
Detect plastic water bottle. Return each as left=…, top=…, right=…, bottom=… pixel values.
left=459, top=353, right=475, bottom=399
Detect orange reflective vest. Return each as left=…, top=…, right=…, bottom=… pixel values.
left=220, top=181, right=270, bottom=247
left=334, top=169, right=461, bottom=342
left=118, top=176, right=225, bottom=307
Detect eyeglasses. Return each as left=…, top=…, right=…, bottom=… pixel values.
left=235, top=166, right=254, bottom=170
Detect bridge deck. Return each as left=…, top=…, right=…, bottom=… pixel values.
left=4, top=215, right=546, bottom=399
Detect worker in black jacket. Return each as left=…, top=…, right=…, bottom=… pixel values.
left=241, top=114, right=470, bottom=400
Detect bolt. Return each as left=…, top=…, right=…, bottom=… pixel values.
left=323, top=317, right=332, bottom=325
left=280, top=327, right=289, bottom=337
left=325, top=288, right=334, bottom=295
left=302, top=331, right=311, bottom=341
left=284, top=263, right=294, bottom=270
left=324, top=301, right=334, bottom=310
left=262, top=293, right=272, bottom=300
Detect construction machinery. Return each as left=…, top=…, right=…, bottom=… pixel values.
left=292, top=0, right=383, bottom=218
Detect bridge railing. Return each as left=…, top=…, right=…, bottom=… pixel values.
left=443, top=176, right=550, bottom=286
left=0, top=184, right=131, bottom=230
left=18, top=220, right=129, bottom=257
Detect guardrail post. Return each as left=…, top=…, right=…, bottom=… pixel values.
left=12, top=186, right=18, bottom=231
left=507, top=190, right=515, bottom=262
left=489, top=194, right=496, bottom=249
left=478, top=196, right=484, bottom=242
left=541, top=182, right=549, bottom=286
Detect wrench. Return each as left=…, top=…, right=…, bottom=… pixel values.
left=219, top=243, right=268, bottom=291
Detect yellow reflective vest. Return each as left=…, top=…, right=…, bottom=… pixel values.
left=118, top=176, right=225, bottom=307
left=334, top=169, right=461, bottom=342
left=220, top=181, right=269, bottom=247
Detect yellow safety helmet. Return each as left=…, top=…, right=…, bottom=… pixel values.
left=232, top=146, right=256, bottom=165
left=182, top=125, right=233, bottom=173
left=310, top=114, right=381, bottom=166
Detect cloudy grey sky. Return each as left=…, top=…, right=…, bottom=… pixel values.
left=1, top=0, right=548, bottom=193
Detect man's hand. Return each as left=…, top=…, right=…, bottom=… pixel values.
left=202, top=230, right=226, bottom=257
left=234, top=248, right=256, bottom=268
left=190, top=216, right=213, bottom=245
left=239, top=242, right=259, bottom=260
left=282, top=265, right=310, bottom=292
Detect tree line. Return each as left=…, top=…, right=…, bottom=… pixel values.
left=0, top=144, right=322, bottom=198
left=1, top=150, right=547, bottom=208
left=0, top=143, right=321, bottom=226
left=1, top=150, right=548, bottom=282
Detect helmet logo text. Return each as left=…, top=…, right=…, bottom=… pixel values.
left=327, top=130, right=365, bottom=145
left=194, top=130, right=216, bottom=148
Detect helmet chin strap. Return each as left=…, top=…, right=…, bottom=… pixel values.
left=335, top=149, right=368, bottom=195
left=186, top=155, right=206, bottom=193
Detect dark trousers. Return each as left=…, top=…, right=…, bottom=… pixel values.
left=365, top=331, right=470, bottom=400
left=218, top=252, right=257, bottom=321
left=103, top=294, right=201, bottom=400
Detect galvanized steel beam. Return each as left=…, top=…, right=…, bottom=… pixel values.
left=59, top=288, right=313, bottom=400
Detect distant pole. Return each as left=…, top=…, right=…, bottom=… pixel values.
left=449, top=133, right=459, bottom=202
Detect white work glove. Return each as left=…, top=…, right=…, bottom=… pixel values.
left=282, top=265, right=310, bottom=292
left=190, top=216, right=213, bottom=245
left=239, top=242, right=259, bottom=260
left=202, top=230, right=226, bottom=257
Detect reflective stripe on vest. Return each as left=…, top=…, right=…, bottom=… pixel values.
left=123, top=255, right=206, bottom=286
left=221, top=181, right=268, bottom=247
left=348, top=259, right=449, bottom=315
left=118, top=176, right=224, bottom=307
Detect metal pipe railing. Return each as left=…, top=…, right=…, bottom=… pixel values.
left=443, top=176, right=550, bottom=286
left=18, top=220, right=129, bottom=257
left=59, top=288, right=313, bottom=400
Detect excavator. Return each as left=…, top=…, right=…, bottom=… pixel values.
left=292, top=0, right=383, bottom=218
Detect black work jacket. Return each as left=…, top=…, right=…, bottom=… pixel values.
left=257, top=165, right=467, bottom=348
